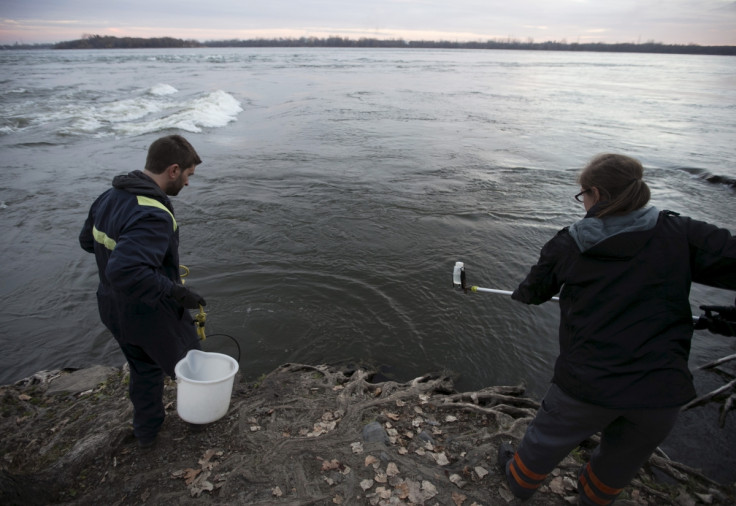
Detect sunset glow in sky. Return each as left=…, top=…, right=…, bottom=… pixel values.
left=2, top=0, right=735, bottom=46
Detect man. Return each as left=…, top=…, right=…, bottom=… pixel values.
left=80, top=135, right=206, bottom=449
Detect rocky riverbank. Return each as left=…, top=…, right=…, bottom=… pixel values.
left=1, top=363, right=734, bottom=505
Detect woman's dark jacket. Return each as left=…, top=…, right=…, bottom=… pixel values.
left=79, top=171, right=199, bottom=376
left=512, top=206, right=736, bottom=409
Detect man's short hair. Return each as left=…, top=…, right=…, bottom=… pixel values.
left=145, top=135, right=202, bottom=174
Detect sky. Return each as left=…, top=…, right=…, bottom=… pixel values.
left=1, top=0, right=735, bottom=46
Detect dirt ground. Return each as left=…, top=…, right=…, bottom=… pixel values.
left=1, top=363, right=734, bottom=505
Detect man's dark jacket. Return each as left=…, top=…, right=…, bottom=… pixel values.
left=513, top=206, right=736, bottom=409
left=79, top=170, right=199, bottom=375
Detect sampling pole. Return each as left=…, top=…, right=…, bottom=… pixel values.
left=453, top=261, right=560, bottom=302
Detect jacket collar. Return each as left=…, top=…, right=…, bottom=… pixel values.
left=112, top=170, right=173, bottom=211
left=569, top=206, right=660, bottom=253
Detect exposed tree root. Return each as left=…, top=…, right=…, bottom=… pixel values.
left=682, top=376, right=736, bottom=428
left=2, top=363, right=735, bottom=505
left=698, top=353, right=736, bottom=371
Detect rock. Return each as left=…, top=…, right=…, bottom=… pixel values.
left=46, top=365, right=118, bottom=394
left=474, top=466, right=489, bottom=479
left=418, top=430, right=434, bottom=444
left=675, top=489, right=697, bottom=506
left=422, top=480, right=438, bottom=498
left=498, top=485, right=515, bottom=502
left=449, top=473, right=466, bottom=488
left=362, top=421, right=389, bottom=444
left=695, top=492, right=714, bottom=504
left=433, top=451, right=450, bottom=466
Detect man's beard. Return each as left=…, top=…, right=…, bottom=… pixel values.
left=165, top=174, right=185, bottom=196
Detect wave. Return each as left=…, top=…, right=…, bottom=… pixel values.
left=678, top=167, right=736, bottom=189
left=1, top=88, right=28, bottom=95
left=0, top=84, right=242, bottom=139
left=148, top=83, right=178, bottom=96
left=111, top=90, right=243, bottom=136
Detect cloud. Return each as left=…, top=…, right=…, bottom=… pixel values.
left=1, top=0, right=734, bottom=45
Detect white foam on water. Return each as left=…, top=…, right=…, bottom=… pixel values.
left=1, top=76, right=242, bottom=138
left=39, top=87, right=244, bottom=137
left=60, top=97, right=167, bottom=136
left=188, top=90, right=244, bottom=129
left=148, top=83, right=178, bottom=96
left=112, top=90, right=243, bottom=136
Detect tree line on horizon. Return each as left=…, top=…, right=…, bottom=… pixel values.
left=3, top=34, right=735, bottom=56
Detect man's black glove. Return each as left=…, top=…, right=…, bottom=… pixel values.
left=694, top=301, right=736, bottom=337
left=171, top=284, right=206, bottom=309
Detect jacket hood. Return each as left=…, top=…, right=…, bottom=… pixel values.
left=569, top=206, right=660, bottom=253
left=112, top=170, right=171, bottom=204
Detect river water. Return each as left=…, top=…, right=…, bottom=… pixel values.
left=1, top=47, right=734, bottom=481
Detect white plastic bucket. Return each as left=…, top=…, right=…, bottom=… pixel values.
left=175, top=349, right=239, bottom=424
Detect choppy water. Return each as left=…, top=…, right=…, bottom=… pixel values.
left=1, top=47, right=734, bottom=481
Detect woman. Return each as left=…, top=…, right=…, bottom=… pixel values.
left=499, top=154, right=736, bottom=505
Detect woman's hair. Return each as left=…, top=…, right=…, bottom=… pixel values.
left=145, top=135, right=202, bottom=174
left=578, top=153, right=650, bottom=218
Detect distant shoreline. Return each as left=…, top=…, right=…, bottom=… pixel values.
left=3, top=34, right=735, bottom=56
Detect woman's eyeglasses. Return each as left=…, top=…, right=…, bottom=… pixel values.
left=574, top=189, right=590, bottom=202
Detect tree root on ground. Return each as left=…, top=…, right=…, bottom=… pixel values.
left=2, top=363, right=735, bottom=505
left=682, top=354, right=736, bottom=427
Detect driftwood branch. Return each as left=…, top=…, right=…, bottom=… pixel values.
left=439, top=386, right=540, bottom=410
left=648, top=455, right=723, bottom=487
left=682, top=378, right=736, bottom=411
left=720, top=394, right=736, bottom=428
left=682, top=377, right=736, bottom=426
left=685, top=350, right=736, bottom=427
left=698, top=353, right=736, bottom=370
left=630, top=478, right=676, bottom=502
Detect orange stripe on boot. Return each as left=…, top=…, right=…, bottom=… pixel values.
left=508, top=454, right=547, bottom=490
left=579, top=475, right=613, bottom=506
left=514, top=453, right=548, bottom=481
left=509, top=462, right=541, bottom=490
left=586, top=463, right=623, bottom=497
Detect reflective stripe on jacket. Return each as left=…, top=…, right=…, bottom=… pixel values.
left=80, top=171, right=198, bottom=372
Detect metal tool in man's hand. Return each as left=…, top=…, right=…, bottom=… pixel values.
left=453, top=261, right=559, bottom=301
left=178, top=265, right=208, bottom=340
